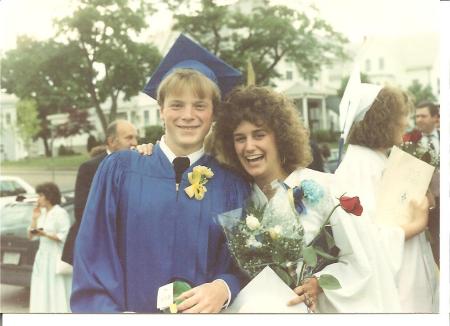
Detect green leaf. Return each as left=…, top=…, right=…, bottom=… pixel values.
left=317, top=274, right=341, bottom=290
left=314, top=247, right=339, bottom=261
left=173, top=280, right=192, bottom=305
left=303, top=246, right=317, bottom=268
left=271, top=265, right=295, bottom=288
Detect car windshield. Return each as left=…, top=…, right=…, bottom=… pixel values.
left=0, top=203, right=34, bottom=232
left=0, top=180, right=26, bottom=197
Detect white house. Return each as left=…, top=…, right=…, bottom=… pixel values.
left=0, top=92, right=28, bottom=161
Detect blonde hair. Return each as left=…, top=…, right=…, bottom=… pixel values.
left=157, top=69, right=221, bottom=112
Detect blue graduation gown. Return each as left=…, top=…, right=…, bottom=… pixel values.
left=70, top=145, right=250, bottom=312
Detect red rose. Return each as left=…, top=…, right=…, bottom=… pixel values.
left=403, top=130, right=422, bottom=143
left=339, top=196, right=363, bottom=216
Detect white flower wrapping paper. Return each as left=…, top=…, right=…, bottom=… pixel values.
left=224, top=266, right=308, bottom=313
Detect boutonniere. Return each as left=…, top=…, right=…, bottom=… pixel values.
left=184, top=166, right=214, bottom=200
left=289, top=179, right=324, bottom=215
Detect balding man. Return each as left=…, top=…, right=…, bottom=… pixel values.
left=62, top=119, right=138, bottom=265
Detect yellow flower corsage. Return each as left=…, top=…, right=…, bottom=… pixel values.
left=184, top=166, right=214, bottom=200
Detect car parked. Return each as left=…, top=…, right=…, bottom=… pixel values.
left=0, top=176, right=36, bottom=208
left=1, top=192, right=74, bottom=287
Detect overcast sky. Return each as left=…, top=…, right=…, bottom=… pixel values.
left=0, top=0, right=441, bottom=51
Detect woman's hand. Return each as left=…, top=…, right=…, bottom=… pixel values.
left=288, top=277, right=322, bottom=312
left=131, top=143, right=154, bottom=156
left=402, top=195, right=429, bottom=240
left=32, top=206, right=40, bottom=220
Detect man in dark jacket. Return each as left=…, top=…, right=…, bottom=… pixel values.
left=61, top=119, right=138, bottom=264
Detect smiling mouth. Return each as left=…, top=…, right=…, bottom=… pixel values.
left=245, top=154, right=264, bottom=163
left=178, top=126, right=200, bottom=130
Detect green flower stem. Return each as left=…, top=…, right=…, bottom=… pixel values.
left=310, top=204, right=340, bottom=247
left=298, top=203, right=340, bottom=286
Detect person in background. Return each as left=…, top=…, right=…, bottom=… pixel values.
left=307, top=138, right=325, bottom=172
left=335, top=85, right=437, bottom=312
left=61, top=119, right=138, bottom=265
left=29, top=182, right=71, bottom=312
left=414, top=101, right=440, bottom=266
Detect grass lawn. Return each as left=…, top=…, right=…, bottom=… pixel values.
left=1, top=154, right=90, bottom=171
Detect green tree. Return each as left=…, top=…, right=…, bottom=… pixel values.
left=168, top=0, right=348, bottom=85
left=55, top=0, right=162, bottom=134
left=407, top=80, right=437, bottom=105
left=337, top=73, right=371, bottom=98
left=1, top=37, right=92, bottom=156
left=142, top=125, right=164, bottom=144
left=16, top=99, right=41, bottom=154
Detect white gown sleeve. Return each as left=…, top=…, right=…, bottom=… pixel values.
left=54, top=207, right=71, bottom=243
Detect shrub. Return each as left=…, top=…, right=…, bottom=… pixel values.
left=142, top=125, right=164, bottom=144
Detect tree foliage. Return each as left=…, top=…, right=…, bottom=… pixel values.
left=142, top=125, right=164, bottom=144
left=1, top=0, right=162, bottom=157
left=16, top=99, right=41, bottom=150
left=407, top=79, right=437, bottom=105
left=55, top=0, right=161, bottom=133
left=54, top=110, right=94, bottom=138
left=1, top=36, right=92, bottom=156
left=337, top=73, right=371, bottom=98
left=169, top=0, right=348, bottom=86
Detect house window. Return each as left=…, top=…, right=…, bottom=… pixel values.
left=379, top=57, right=384, bottom=70
left=131, top=111, right=139, bottom=124
left=156, top=110, right=161, bottom=124
left=365, top=59, right=371, bottom=71
left=5, top=113, right=11, bottom=125
left=286, top=70, right=293, bottom=80
left=117, top=112, right=127, bottom=120
left=143, top=110, right=150, bottom=125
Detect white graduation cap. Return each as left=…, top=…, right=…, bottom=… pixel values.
left=339, top=66, right=383, bottom=143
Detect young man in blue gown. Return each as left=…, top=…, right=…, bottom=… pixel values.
left=70, top=34, right=250, bottom=313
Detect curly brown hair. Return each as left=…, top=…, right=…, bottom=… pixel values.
left=213, top=86, right=312, bottom=179
left=347, top=86, right=412, bottom=149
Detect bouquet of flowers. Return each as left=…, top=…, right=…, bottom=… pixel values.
left=218, top=180, right=363, bottom=292
left=401, top=129, right=439, bottom=167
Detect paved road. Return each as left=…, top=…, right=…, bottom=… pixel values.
left=0, top=284, right=29, bottom=313
left=1, top=170, right=77, bottom=192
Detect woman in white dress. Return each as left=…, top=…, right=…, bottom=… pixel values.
left=212, top=86, right=429, bottom=313
left=28, top=182, right=72, bottom=313
left=335, top=85, right=438, bottom=312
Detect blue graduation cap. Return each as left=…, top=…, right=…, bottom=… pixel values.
left=143, top=34, right=242, bottom=99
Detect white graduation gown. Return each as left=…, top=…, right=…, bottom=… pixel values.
left=335, top=144, right=439, bottom=313
left=253, top=167, right=396, bottom=313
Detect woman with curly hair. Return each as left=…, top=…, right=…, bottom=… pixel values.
left=335, top=85, right=438, bottom=313
left=212, top=85, right=424, bottom=313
